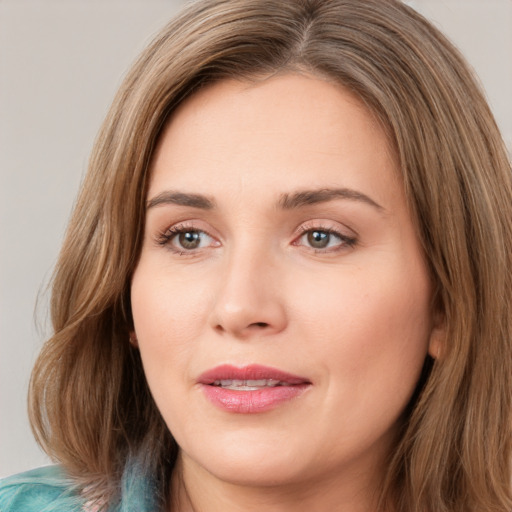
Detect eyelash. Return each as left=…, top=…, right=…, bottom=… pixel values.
left=155, top=222, right=217, bottom=255
left=294, top=224, right=358, bottom=253
left=155, top=222, right=357, bottom=255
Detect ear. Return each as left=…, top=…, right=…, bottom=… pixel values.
left=129, top=331, right=139, bottom=348
left=427, top=310, right=446, bottom=360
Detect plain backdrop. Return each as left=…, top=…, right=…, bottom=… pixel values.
left=1, top=0, right=511, bottom=477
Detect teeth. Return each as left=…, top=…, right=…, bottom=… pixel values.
left=212, top=379, right=282, bottom=390
left=246, top=379, right=278, bottom=387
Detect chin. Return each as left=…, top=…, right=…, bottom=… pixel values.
left=181, top=431, right=310, bottom=487
left=204, top=456, right=306, bottom=488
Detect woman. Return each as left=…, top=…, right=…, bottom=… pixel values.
left=1, top=0, right=511, bottom=511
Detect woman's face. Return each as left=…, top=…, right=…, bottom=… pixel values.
left=131, top=74, right=441, bottom=494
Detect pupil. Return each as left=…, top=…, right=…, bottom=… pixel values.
left=308, top=230, right=329, bottom=248
left=179, top=231, right=200, bottom=249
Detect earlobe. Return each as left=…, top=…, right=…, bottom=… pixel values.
left=428, top=331, right=443, bottom=359
left=428, top=313, right=446, bottom=360
left=129, top=331, right=139, bottom=348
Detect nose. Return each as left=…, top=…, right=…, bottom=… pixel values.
left=210, top=247, right=288, bottom=339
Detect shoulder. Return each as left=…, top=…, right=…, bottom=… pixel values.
left=0, top=465, right=85, bottom=512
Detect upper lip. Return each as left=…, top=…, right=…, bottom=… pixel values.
left=198, top=364, right=310, bottom=385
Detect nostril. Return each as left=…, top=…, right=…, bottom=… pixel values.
left=213, top=321, right=268, bottom=334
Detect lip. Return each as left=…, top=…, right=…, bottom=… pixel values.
left=198, top=364, right=311, bottom=413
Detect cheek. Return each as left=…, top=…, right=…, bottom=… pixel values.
left=130, top=263, right=214, bottom=386
left=292, top=258, right=432, bottom=408
left=284, top=265, right=432, bottom=464
left=132, top=259, right=212, bottom=333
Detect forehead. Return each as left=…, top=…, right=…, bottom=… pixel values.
left=148, top=73, right=402, bottom=210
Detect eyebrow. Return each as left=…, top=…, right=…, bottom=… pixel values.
left=278, top=188, right=384, bottom=212
left=147, top=191, right=216, bottom=210
left=146, top=187, right=384, bottom=213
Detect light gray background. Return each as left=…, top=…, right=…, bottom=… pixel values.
left=1, top=0, right=511, bottom=477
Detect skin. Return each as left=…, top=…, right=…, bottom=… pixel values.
left=130, top=73, right=443, bottom=512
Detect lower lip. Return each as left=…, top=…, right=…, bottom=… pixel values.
left=200, top=384, right=310, bottom=413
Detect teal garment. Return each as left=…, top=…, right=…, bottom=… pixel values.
left=0, top=461, right=160, bottom=512
left=0, top=466, right=84, bottom=512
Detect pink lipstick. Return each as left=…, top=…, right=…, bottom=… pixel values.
left=198, top=364, right=311, bottom=413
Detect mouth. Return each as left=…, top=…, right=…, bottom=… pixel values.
left=198, top=364, right=311, bottom=413
left=211, top=378, right=287, bottom=390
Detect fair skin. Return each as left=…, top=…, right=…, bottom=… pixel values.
left=131, top=73, right=442, bottom=512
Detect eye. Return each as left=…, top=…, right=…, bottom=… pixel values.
left=294, top=226, right=357, bottom=252
left=173, top=230, right=209, bottom=250
left=306, top=230, right=335, bottom=249
left=157, top=224, right=219, bottom=253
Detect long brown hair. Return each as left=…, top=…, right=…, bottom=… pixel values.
left=29, top=1, right=512, bottom=510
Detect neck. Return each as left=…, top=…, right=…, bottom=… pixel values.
left=169, top=453, right=388, bottom=512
